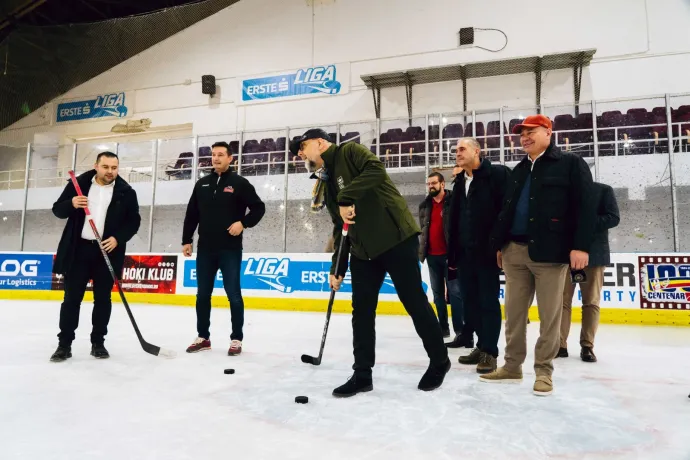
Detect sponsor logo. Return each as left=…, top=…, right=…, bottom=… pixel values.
left=0, top=259, right=40, bottom=277
left=56, top=92, right=128, bottom=123
left=638, top=255, right=690, bottom=309
left=0, top=254, right=53, bottom=290
left=242, top=64, right=343, bottom=102
left=183, top=258, right=427, bottom=294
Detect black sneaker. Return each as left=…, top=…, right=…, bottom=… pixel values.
left=91, top=344, right=110, bottom=359
left=580, top=347, right=597, bottom=363
left=445, top=333, right=474, bottom=349
left=556, top=347, right=569, bottom=358
left=458, top=347, right=482, bottom=365
left=418, top=359, right=451, bottom=391
left=50, top=345, right=72, bottom=362
left=332, top=374, right=373, bottom=398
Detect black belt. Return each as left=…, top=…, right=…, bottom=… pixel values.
left=80, top=238, right=100, bottom=245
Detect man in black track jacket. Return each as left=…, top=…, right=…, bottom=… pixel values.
left=182, top=141, right=265, bottom=356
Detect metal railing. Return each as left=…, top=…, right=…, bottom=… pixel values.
left=1, top=92, right=689, bottom=252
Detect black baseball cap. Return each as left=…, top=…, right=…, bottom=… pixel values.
left=289, top=128, right=332, bottom=156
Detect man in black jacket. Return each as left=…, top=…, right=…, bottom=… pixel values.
left=182, top=141, right=265, bottom=356
left=481, top=114, right=595, bottom=396
left=447, top=138, right=510, bottom=374
left=418, top=172, right=465, bottom=340
left=50, top=151, right=141, bottom=362
left=558, top=182, right=619, bottom=363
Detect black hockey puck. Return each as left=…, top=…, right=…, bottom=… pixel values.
left=224, top=368, right=235, bottom=374
left=295, top=396, right=308, bottom=404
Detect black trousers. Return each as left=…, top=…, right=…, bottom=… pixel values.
left=457, top=251, right=502, bottom=357
left=350, top=236, right=449, bottom=377
left=58, top=239, right=116, bottom=346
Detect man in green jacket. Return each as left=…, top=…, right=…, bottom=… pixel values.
left=291, top=129, right=451, bottom=397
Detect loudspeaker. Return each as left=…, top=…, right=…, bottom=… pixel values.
left=459, top=27, right=474, bottom=46
left=201, top=75, right=216, bottom=96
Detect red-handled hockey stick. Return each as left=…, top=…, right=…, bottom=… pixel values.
left=68, top=170, right=176, bottom=359
left=301, top=223, right=349, bottom=366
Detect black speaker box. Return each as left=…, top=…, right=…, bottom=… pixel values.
left=459, top=27, right=475, bottom=46
left=201, top=75, right=216, bottom=96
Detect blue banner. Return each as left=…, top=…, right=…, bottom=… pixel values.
left=0, top=254, right=54, bottom=290
left=241, top=65, right=344, bottom=102
left=56, top=92, right=128, bottom=123
left=182, top=258, right=427, bottom=295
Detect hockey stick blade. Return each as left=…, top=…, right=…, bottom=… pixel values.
left=301, top=354, right=320, bottom=365
left=68, top=170, right=175, bottom=359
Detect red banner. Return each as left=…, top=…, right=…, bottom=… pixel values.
left=52, top=254, right=177, bottom=294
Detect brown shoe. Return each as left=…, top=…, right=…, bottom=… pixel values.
left=186, top=337, right=211, bottom=353
left=479, top=366, right=523, bottom=383
left=458, top=348, right=481, bottom=365
left=476, top=352, right=497, bottom=374
left=533, top=375, right=553, bottom=396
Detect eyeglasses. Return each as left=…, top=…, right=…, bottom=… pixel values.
left=426, top=182, right=440, bottom=186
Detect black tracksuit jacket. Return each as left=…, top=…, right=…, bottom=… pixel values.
left=182, top=168, right=266, bottom=251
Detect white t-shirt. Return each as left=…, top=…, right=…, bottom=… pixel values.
left=81, top=176, right=115, bottom=240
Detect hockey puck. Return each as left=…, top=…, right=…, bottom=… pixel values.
left=224, top=368, right=235, bottom=374
left=295, top=396, right=308, bottom=404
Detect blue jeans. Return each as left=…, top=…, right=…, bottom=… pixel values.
left=195, top=249, right=244, bottom=341
left=426, top=254, right=464, bottom=334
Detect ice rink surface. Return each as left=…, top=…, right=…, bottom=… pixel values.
left=2, top=300, right=689, bottom=460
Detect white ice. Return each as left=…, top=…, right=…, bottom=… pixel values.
left=1, top=300, right=690, bottom=460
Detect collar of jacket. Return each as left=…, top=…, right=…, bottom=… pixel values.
left=319, top=143, right=338, bottom=172
left=517, top=142, right=562, bottom=168
left=76, top=169, right=132, bottom=192
left=425, top=188, right=452, bottom=203
left=210, top=167, right=234, bottom=179
left=455, top=157, right=492, bottom=183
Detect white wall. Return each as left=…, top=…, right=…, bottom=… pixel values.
left=1, top=0, right=689, bottom=147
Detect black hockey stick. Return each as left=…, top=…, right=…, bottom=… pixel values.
left=301, top=223, right=349, bottom=366
left=68, top=171, right=176, bottom=359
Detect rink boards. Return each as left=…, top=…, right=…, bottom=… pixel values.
left=0, top=251, right=689, bottom=326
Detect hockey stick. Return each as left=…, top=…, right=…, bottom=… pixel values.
left=301, top=223, right=349, bottom=366
left=68, top=171, right=176, bottom=359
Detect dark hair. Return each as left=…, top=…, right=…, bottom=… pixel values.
left=211, top=141, right=231, bottom=154
left=427, top=172, right=445, bottom=183
left=96, top=151, right=118, bottom=163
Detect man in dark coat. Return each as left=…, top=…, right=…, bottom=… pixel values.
left=481, top=114, right=596, bottom=397
left=50, top=151, right=141, bottom=362
left=447, top=138, right=510, bottom=375
left=558, top=182, right=619, bottom=362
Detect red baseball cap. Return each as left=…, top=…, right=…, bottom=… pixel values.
left=511, top=114, right=552, bottom=134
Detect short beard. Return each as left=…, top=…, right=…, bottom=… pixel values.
left=428, top=188, right=441, bottom=197
left=305, top=160, right=318, bottom=173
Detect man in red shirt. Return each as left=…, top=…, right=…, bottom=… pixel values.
left=419, top=172, right=467, bottom=341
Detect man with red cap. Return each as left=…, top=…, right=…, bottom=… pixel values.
left=481, top=114, right=595, bottom=396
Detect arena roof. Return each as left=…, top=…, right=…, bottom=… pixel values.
left=0, top=0, right=239, bottom=132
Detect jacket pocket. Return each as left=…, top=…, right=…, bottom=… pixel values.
left=548, top=219, right=565, bottom=232
left=385, top=207, right=403, bottom=238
